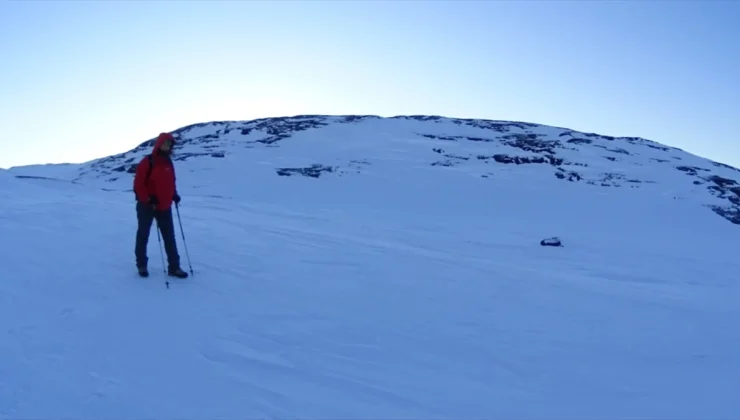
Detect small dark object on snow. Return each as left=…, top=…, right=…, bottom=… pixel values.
left=540, top=237, right=563, bottom=247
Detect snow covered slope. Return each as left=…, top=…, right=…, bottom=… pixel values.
left=2, top=115, right=740, bottom=418
left=10, top=115, right=740, bottom=227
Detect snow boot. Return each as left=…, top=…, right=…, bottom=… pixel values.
left=168, top=267, right=189, bottom=279
left=138, top=266, right=149, bottom=278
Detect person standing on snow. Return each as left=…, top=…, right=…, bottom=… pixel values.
left=133, top=132, right=188, bottom=278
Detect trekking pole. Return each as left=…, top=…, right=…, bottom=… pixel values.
left=175, top=203, right=194, bottom=276
left=155, top=220, right=166, bottom=274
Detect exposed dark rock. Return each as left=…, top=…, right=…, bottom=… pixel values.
left=392, top=115, right=444, bottom=122
left=708, top=205, right=740, bottom=225
left=501, top=134, right=561, bottom=154
left=694, top=173, right=740, bottom=224
left=136, top=139, right=156, bottom=149
left=229, top=116, right=332, bottom=146
left=418, top=133, right=495, bottom=142
left=172, top=121, right=229, bottom=137
left=707, top=175, right=738, bottom=188
left=446, top=154, right=469, bottom=160
left=710, top=160, right=740, bottom=173
left=643, top=143, right=670, bottom=151
left=420, top=133, right=458, bottom=141
left=554, top=170, right=582, bottom=181
left=342, top=115, right=381, bottom=123
left=594, top=144, right=631, bottom=155
left=195, top=134, right=219, bottom=144
left=478, top=154, right=564, bottom=166
left=587, top=172, right=624, bottom=186
left=276, top=164, right=334, bottom=178
left=432, top=148, right=468, bottom=160
left=540, top=237, right=563, bottom=247
left=609, top=148, right=630, bottom=155
left=447, top=118, right=537, bottom=133
left=256, top=134, right=292, bottom=145
left=620, top=137, right=675, bottom=152
left=676, top=166, right=710, bottom=176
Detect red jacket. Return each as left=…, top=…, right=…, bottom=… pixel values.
left=133, top=134, right=177, bottom=211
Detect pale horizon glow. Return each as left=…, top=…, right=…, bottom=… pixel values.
left=1, top=0, right=739, bottom=169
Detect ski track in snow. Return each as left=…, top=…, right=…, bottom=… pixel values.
left=2, top=118, right=740, bottom=419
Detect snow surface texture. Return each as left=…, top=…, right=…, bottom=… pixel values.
left=3, top=115, right=740, bottom=418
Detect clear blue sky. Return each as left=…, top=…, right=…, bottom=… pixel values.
left=1, top=0, right=738, bottom=169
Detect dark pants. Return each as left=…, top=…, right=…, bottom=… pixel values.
left=135, top=201, right=180, bottom=270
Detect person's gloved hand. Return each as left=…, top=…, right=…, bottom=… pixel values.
left=173, top=193, right=181, bottom=204
left=148, top=195, right=159, bottom=208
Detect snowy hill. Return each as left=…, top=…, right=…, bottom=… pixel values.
left=2, top=115, right=740, bottom=418
left=9, top=114, right=740, bottom=226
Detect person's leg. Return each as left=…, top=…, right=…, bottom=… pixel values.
left=135, top=201, right=155, bottom=271
left=154, top=208, right=181, bottom=272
